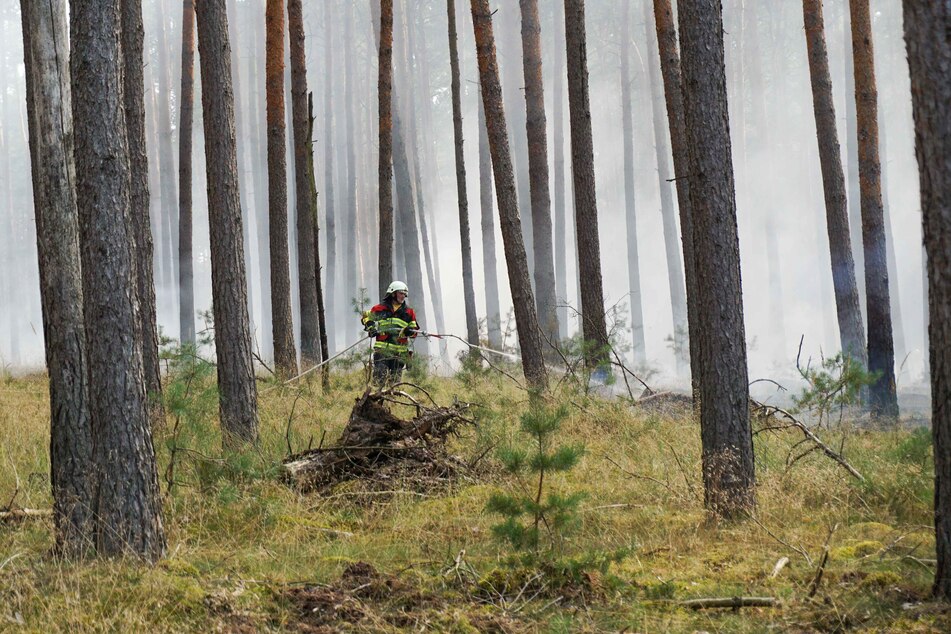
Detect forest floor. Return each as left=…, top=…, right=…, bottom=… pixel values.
left=0, top=357, right=948, bottom=633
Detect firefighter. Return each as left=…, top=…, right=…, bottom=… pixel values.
left=361, top=281, right=420, bottom=385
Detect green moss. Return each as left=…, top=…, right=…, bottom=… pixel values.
left=831, top=540, right=883, bottom=560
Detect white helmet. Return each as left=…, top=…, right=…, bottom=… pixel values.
left=386, top=280, right=409, bottom=296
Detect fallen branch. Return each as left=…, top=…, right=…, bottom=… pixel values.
left=751, top=400, right=865, bottom=482
left=808, top=523, right=839, bottom=598
left=0, top=508, right=51, bottom=523
left=680, top=596, right=776, bottom=609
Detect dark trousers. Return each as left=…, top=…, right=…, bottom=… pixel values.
left=371, top=352, right=406, bottom=385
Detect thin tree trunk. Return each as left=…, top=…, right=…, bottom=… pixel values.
left=448, top=0, right=479, bottom=350
left=289, top=0, right=319, bottom=366
left=621, top=0, right=646, bottom=365
left=72, top=0, right=166, bottom=560
left=902, top=0, right=951, bottom=599
left=653, top=0, right=700, bottom=403
left=470, top=0, right=547, bottom=392
left=265, top=0, right=298, bottom=376
left=564, top=0, right=609, bottom=370
left=519, top=0, right=559, bottom=347
left=644, top=0, right=687, bottom=374
left=179, top=0, right=197, bottom=346
left=377, top=0, right=394, bottom=298
left=802, top=0, right=867, bottom=367
left=479, top=90, right=503, bottom=350
left=344, top=0, right=360, bottom=345
left=154, top=0, right=180, bottom=323
left=308, top=94, right=330, bottom=388
left=843, top=6, right=866, bottom=315
left=880, top=123, right=907, bottom=366
left=122, top=0, right=163, bottom=420
left=677, top=0, right=755, bottom=518
left=195, top=0, right=260, bottom=444
left=552, top=0, right=569, bottom=341
left=849, top=0, right=898, bottom=419
left=20, top=0, right=95, bottom=554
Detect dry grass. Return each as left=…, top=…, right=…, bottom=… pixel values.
left=0, top=365, right=947, bottom=632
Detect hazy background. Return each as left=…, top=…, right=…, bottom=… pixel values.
left=0, top=0, right=924, bottom=393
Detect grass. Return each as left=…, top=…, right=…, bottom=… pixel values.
left=0, top=364, right=948, bottom=632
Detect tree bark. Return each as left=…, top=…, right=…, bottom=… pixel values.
left=677, top=0, right=755, bottom=518
left=264, top=0, right=298, bottom=377
left=843, top=6, right=866, bottom=315
left=653, top=0, right=700, bottom=404
left=20, top=0, right=95, bottom=554
left=519, top=0, right=559, bottom=347
left=478, top=89, right=503, bottom=350
left=288, top=0, right=318, bottom=366
left=195, top=0, right=260, bottom=444
left=307, top=93, right=330, bottom=388
left=377, top=0, right=394, bottom=299
left=71, top=0, right=166, bottom=560
left=470, top=0, right=547, bottom=392
left=644, top=0, right=687, bottom=374
left=902, top=0, right=951, bottom=600
left=344, top=0, right=360, bottom=345
left=621, top=0, right=646, bottom=365
left=849, top=0, right=898, bottom=420
left=448, top=0, right=480, bottom=350
left=564, top=0, right=609, bottom=370
left=802, top=0, right=867, bottom=367
left=179, top=0, right=197, bottom=347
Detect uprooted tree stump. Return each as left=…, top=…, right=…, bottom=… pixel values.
left=281, top=387, right=474, bottom=492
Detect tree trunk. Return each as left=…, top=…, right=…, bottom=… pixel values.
left=519, top=0, right=559, bottom=347
left=20, top=0, right=95, bottom=555
left=179, top=0, right=197, bottom=347
left=377, top=0, right=394, bottom=299
left=564, top=0, right=609, bottom=370
left=153, top=0, right=180, bottom=323
left=552, top=0, right=569, bottom=341
left=843, top=6, right=866, bottom=315
left=71, top=0, right=166, bottom=560
left=644, top=0, right=687, bottom=374
left=880, top=123, right=907, bottom=366
left=195, top=0, right=260, bottom=444
left=288, top=0, right=318, bottom=366
left=344, top=0, right=360, bottom=345
left=121, top=0, right=164, bottom=421
left=621, top=0, right=646, bottom=365
left=652, top=0, right=700, bottom=403
left=802, top=0, right=867, bottom=367
left=677, top=0, right=755, bottom=518
left=265, top=0, right=298, bottom=377
left=470, top=0, right=547, bottom=392
left=448, top=0, right=480, bottom=350
left=478, top=89, right=503, bottom=350
left=902, top=0, right=951, bottom=599
left=849, top=0, right=898, bottom=419
left=307, top=94, right=330, bottom=388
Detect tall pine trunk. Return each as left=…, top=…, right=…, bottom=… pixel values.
left=903, top=2, right=951, bottom=598
left=479, top=90, right=503, bottom=350
left=195, top=0, right=260, bottom=444
left=377, top=0, right=394, bottom=298
left=644, top=0, right=687, bottom=374
left=849, top=0, right=898, bottom=419
left=20, top=0, right=95, bottom=554
left=265, top=0, right=298, bottom=377
left=621, top=0, right=646, bottom=365
left=72, top=0, right=166, bottom=560
left=519, top=0, right=559, bottom=346
left=678, top=0, right=755, bottom=518
left=802, top=0, right=867, bottom=367
left=564, top=0, right=609, bottom=369
left=653, top=0, right=700, bottom=401
left=552, top=0, right=569, bottom=341
left=471, top=0, right=547, bottom=391
left=289, top=0, right=319, bottom=366
left=179, top=0, right=197, bottom=346
left=448, top=0, right=480, bottom=350
left=308, top=93, right=330, bottom=387
left=344, top=0, right=360, bottom=344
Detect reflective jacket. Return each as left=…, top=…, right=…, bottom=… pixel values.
left=361, top=301, right=419, bottom=357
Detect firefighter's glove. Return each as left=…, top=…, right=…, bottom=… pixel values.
left=366, top=326, right=378, bottom=338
